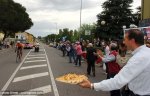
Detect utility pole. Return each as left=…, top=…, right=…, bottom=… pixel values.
left=79, top=0, right=82, bottom=41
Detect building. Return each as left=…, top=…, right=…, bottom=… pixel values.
left=141, top=0, right=150, bottom=20
left=0, top=32, right=4, bottom=41
left=139, top=0, right=150, bottom=27
left=15, top=32, right=35, bottom=44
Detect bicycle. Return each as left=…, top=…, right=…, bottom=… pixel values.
left=15, top=47, right=22, bottom=63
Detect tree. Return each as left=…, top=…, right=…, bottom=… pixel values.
left=132, top=6, right=141, bottom=26
left=96, top=0, right=133, bottom=40
left=73, top=30, right=79, bottom=42
left=79, top=23, right=96, bottom=42
left=0, top=0, right=33, bottom=40
left=58, top=28, right=72, bottom=41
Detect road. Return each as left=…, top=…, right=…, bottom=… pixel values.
left=0, top=44, right=109, bottom=96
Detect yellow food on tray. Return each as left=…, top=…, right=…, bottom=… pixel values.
left=56, top=73, right=88, bottom=84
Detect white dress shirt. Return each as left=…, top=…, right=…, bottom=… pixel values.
left=93, top=45, right=150, bottom=95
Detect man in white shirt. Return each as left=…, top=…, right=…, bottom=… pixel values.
left=79, top=29, right=150, bottom=96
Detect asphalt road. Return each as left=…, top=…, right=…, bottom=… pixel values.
left=0, top=44, right=110, bottom=96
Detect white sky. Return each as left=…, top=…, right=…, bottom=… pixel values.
left=13, top=0, right=141, bottom=37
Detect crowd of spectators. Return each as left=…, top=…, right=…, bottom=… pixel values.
left=0, top=40, right=15, bottom=50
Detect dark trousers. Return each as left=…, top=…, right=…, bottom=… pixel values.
left=69, top=52, right=75, bottom=63
left=62, top=50, right=66, bottom=56
left=87, top=60, right=95, bottom=76
left=75, top=55, right=81, bottom=66
left=107, top=73, right=121, bottom=96
left=130, top=91, right=150, bottom=96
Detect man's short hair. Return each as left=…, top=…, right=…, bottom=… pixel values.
left=125, top=29, right=144, bottom=45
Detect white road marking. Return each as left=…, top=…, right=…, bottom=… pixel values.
left=28, top=54, right=45, bottom=56
left=13, top=85, right=51, bottom=96
left=13, top=72, right=49, bottom=82
left=44, top=49, right=59, bottom=96
left=30, top=85, right=51, bottom=94
left=20, top=64, right=47, bottom=70
left=26, top=57, right=45, bottom=59
left=24, top=60, right=46, bottom=63
left=0, top=50, right=32, bottom=95
left=9, top=92, right=38, bottom=96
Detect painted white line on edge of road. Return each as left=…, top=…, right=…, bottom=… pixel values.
left=44, top=49, right=59, bottom=96
left=0, top=50, right=32, bottom=96
left=20, top=64, right=47, bottom=70
left=30, top=85, right=51, bottom=94
left=14, top=85, right=51, bottom=96
left=24, top=60, right=46, bottom=63
left=13, top=72, right=49, bottom=82
left=26, top=57, right=45, bottom=59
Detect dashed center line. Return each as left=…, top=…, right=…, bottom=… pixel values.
left=26, top=57, right=45, bottom=59
left=20, top=64, right=47, bottom=70
left=24, top=60, right=46, bottom=63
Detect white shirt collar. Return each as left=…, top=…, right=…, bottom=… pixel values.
left=132, top=45, right=146, bottom=55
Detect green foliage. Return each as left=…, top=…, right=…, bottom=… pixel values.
left=96, top=0, right=136, bottom=40
left=79, top=23, right=96, bottom=42
left=132, top=6, right=141, bottom=26
left=0, top=0, right=33, bottom=40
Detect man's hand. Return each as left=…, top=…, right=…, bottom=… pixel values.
left=78, top=79, right=91, bottom=89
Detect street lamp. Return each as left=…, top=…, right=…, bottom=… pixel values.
left=80, top=0, right=82, bottom=28
left=101, top=20, right=106, bottom=25
left=79, top=0, right=82, bottom=41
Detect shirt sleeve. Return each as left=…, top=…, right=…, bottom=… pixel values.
left=102, top=54, right=115, bottom=63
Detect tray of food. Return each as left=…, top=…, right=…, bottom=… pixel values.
left=56, top=73, right=88, bottom=84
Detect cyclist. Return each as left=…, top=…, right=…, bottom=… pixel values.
left=15, top=41, right=23, bottom=61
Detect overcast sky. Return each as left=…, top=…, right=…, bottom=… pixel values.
left=13, top=0, right=141, bottom=37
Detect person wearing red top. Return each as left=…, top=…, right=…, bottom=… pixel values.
left=94, top=43, right=121, bottom=96
left=75, top=42, right=82, bottom=66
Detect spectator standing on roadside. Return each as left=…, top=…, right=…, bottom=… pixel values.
left=61, top=43, right=66, bottom=57
left=99, top=43, right=121, bottom=96
left=66, top=43, right=76, bottom=63
left=86, top=43, right=97, bottom=77
left=75, top=42, right=82, bottom=67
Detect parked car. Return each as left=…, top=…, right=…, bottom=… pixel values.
left=24, top=43, right=33, bottom=49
